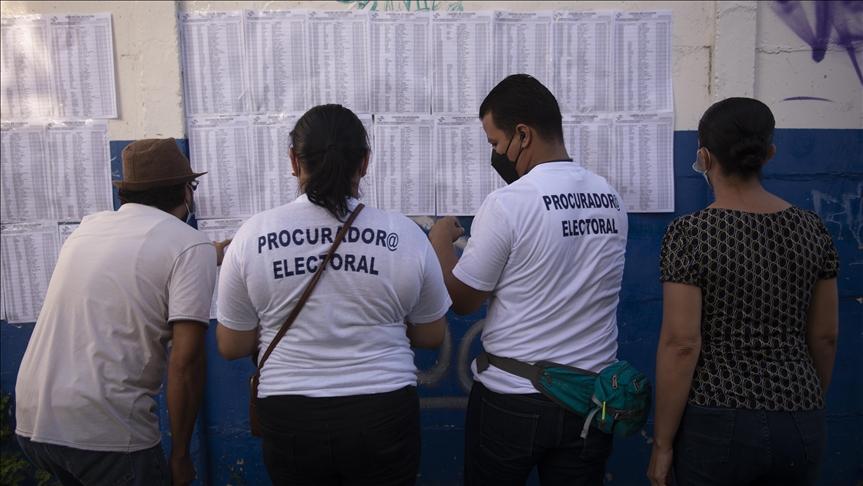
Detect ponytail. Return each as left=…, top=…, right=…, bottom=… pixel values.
left=290, top=105, right=370, bottom=220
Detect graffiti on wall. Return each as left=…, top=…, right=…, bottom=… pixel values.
left=812, top=183, right=863, bottom=250
left=771, top=1, right=863, bottom=85
left=336, top=0, right=463, bottom=11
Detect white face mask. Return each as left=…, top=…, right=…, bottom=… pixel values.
left=184, top=200, right=195, bottom=225
left=184, top=182, right=197, bottom=224
left=692, top=149, right=711, bottom=186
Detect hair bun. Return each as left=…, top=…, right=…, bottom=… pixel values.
left=728, top=136, right=768, bottom=171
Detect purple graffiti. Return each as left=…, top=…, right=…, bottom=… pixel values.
left=771, top=1, right=863, bottom=85
left=782, top=95, right=835, bottom=101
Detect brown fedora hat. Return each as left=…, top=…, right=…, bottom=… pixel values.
left=113, top=138, right=206, bottom=191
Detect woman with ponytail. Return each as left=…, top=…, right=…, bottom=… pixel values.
left=215, top=104, right=450, bottom=485
left=648, top=98, right=839, bottom=486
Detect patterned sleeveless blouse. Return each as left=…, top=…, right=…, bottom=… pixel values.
left=660, top=207, right=838, bottom=411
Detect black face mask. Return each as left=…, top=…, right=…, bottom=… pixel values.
left=490, top=132, right=524, bottom=185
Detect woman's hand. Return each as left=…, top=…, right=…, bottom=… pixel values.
left=647, top=444, right=673, bottom=486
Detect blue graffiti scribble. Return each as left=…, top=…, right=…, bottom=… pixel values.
left=771, top=1, right=863, bottom=85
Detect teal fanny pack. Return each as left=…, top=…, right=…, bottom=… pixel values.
left=476, top=352, right=651, bottom=438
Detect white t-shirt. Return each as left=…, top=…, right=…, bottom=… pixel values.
left=15, top=203, right=217, bottom=452
left=218, top=194, right=451, bottom=398
left=454, top=161, right=628, bottom=394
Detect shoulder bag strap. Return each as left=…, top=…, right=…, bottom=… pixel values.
left=255, top=203, right=365, bottom=374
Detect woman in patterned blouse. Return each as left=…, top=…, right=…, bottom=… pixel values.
left=647, top=98, right=839, bottom=486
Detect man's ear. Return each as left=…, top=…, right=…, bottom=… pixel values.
left=516, top=123, right=530, bottom=148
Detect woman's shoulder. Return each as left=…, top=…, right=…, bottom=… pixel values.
left=664, top=210, right=709, bottom=234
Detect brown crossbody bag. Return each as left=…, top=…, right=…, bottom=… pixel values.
left=249, top=203, right=364, bottom=437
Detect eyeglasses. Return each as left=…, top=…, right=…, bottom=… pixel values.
left=188, top=180, right=199, bottom=191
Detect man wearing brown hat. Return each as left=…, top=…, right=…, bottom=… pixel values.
left=14, top=139, right=220, bottom=485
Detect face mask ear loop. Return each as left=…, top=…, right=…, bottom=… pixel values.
left=184, top=185, right=195, bottom=224
left=513, top=131, right=526, bottom=170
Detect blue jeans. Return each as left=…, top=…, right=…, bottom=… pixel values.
left=672, top=405, right=826, bottom=486
left=16, top=435, right=169, bottom=486
left=464, top=381, right=613, bottom=486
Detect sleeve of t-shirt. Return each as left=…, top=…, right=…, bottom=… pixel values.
left=812, top=214, right=839, bottom=279
left=407, top=241, right=453, bottom=324
left=659, top=217, right=699, bottom=286
left=452, top=195, right=512, bottom=292
left=168, top=242, right=217, bottom=325
left=216, top=235, right=259, bottom=331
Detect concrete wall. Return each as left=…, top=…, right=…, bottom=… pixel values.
left=1, top=1, right=861, bottom=484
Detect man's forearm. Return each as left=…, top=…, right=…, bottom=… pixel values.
left=430, top=235, right=459, bottom=294
left=167, top=353, right=205, bottom=459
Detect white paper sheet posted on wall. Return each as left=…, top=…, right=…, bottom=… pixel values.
left=1, top=120, right=112, bottom=223
left=308, top=11, right=372, bottom=114
left=0, top=15, right=53, bottom=120
left=373, top=115, right=436, bottom=216
left=0, top=121, right=55, bottom=222
left=46, top=120, right=113, bottom=221
left=613, top=11, right=673, bottom=113
left=245, top=10, right=310, bottom=114
left=552, top=11, right=614, bottom=114
left=370, top=11, right=431, bottom=114
left=0, top=221, right=61, bottom=324
left=180, top=11, right=247, bottom=116
left=435, top=115, right=502, bottom=216
left=431, top=11, right=493, bottom=115
left=612, top=112, right=675, bottom=213
left=1, top=13, right=118, bottom=120
left=179, top=8, right=675, bottom=215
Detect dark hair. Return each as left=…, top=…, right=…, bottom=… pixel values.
left=479, top=74, right=564, bottom=142
left=118, top=183, right=186, bottom=212
left=290, top=104, right=370, bottom=220
left=698, top=97, right=775, bottom=179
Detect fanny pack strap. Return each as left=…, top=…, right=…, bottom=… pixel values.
left=476, top=351, right=542, bottom=382
left=478, top=350, right=604, bottom=439
left=476, top=351, right=596, bottom=380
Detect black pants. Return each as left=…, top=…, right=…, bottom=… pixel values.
left=16, top=435, right=169, bottom=486
left=464, top=381, right=613, bottom=486
left=258, top=385, right=420, bottom=486
left=672, top=405, right=826, bottom=486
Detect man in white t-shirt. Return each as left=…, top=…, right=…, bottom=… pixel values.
left=430, top=74, right=628, bottom=485
left=15, top=139, right=223, bottom=486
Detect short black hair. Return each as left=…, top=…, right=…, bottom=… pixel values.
left=290, top=104, right=370, bottom=221
left=118, top=183, right=186, bottom=212
left=698, top=97, right=775, bottom=179
left=479, top=74, right=564, bottom=142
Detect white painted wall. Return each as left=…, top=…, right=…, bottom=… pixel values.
left=1, top=0, right=860, bottom=139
